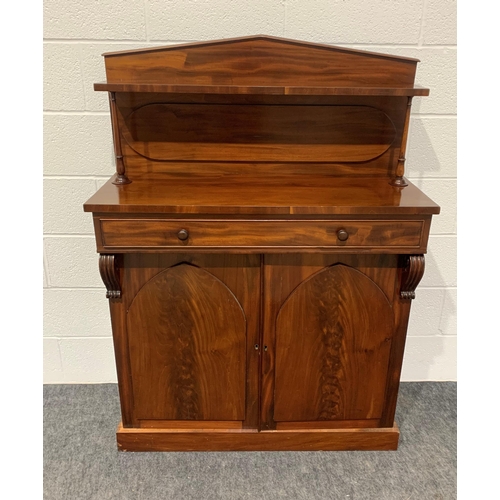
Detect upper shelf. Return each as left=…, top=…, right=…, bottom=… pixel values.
left=95, top=35, right=427, bottom=97
left=94, top=82, right=429, bottom=96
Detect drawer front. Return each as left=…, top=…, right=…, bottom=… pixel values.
left=98, top=219, right=425, bottom=251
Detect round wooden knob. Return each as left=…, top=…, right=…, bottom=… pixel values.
left=177, top=229, right=189, bottom=241
left=337, top=229, right=349, bottom=241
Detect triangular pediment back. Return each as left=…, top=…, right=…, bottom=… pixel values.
left=102, top=35, right=418, bottom=88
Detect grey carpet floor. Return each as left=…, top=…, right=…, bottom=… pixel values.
left=43, top=382, right=456, bottom=500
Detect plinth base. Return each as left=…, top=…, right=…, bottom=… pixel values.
left=116, top=421, right=399, bottom=451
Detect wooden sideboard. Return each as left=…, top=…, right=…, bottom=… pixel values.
left=84, top=35, right=439, bottom=451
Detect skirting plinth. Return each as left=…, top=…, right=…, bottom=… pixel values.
left=116, top=422, right=399, bottom=452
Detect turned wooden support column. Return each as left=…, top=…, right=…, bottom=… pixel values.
left=390, top=96, right=413, bottom=188
left=99, top=254, right=122, bottom=299
left=109, top=92, right=131, bottom=185
left=400, top=254, right=425, bottom=299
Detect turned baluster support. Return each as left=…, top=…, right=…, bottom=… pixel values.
left=390, top=96, right=413, bottom=188
left=109, top=92, right=131, bottom=185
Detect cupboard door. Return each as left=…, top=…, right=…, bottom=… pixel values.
left=121, top=254, right=260, bottom=428
left=261, top=254, right=397, bottom=430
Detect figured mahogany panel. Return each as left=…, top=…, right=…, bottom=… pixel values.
left=276, top=419, right=380, bottom=430
left=113, top=94, right=407, bottom=178
left=121, top=103, right=395, bottom=163
left=260, top=255, right=397, bottom=429
left=103, top=36, right=418, bottom=88
left=97, top=218, right=425, bottom=253
left=138, top=420, right=243, bottom=429
left=84, top=175, right=440, bottom=216
left=273, top=264, right=393, bottom=422
left=127, top=263, right=246, bottom=421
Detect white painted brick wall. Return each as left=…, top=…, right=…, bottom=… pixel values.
left=43, top=0, right=147, bottom=40
left=43, top=115, right=114, bottom=176
left=44, top=290, right=111, bottom=338
left=43, top=0, right=456, bottom=383
left=148, top=0, right=286, bottom=40
left=284, top=0, right=424, bottom=44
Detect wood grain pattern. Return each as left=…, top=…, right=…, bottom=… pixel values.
left=260, top=254, right=398, bottom=430
left=84, top=176, right=440, bottom=216
left=95, top=82, right=429, bottom=96
left=121, top=253, right=261, bottom=428
left=379, top=288, right=412, bottom=428
left=117, top=422, right=399, bottom=451
left=114, top=92, right=413, bottom=107
left=98, top=254, right=121, bottom=298
left=138, top=420, right=243, bottom=429
left=113, top=94, right=407, bottom=179
left=103, top=36, right=418, bottom=88
left=276, top=419, right=380, bottom=430
left=97, top=37, right=423, bottom=186
left=400, top=255, right=425, bottom=299
left=273, top=264, right=393, bottom=422
left=127, top=263, right=246, bottom=420
left=105, top=256, right=136, bottom=427
left=121, top=103, right=396, bottom=163
left=98, top=218, right=424, bottom=252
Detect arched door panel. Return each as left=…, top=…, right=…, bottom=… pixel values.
left=274, top=264, right=394, bottom=422
left=127, top=263, right=246, bottom=421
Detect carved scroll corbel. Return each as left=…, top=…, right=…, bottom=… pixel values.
left=400, top=255, right=425, bottom=300
left=99, top=254, right=121, bottom=299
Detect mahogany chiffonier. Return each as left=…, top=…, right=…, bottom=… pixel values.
left=83, top=35, right=439, bottom=452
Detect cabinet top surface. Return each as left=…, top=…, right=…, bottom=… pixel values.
left=83, top=174, right=440, bottom=215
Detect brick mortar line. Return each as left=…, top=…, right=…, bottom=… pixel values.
left=143, top=0, right=150, bottom=43
left=43, top=246, right=52, bottom=288
left=407, top=178, right=457, bottom=182
left=406, top=335, right=457, bottom=339
left=44, top=287, right=106, bottom=291
left=44, top=175, right=112, bottom=180
left=56, top=339, right=63, bottom=372
left=43, top=110, right=109, bottom=115
left=337, top=44, right=456, bottom=50
left=44, top=233, right=95, bottom=237
left=418, top=0, right=429, bottom=47
left=77, top=44, right=87, bottom=110
left=44, top=337, right=113, bottom=340
left=43, top=234, right=95, bottom=238
left=283, top=0, right=287, bottom=37
left=43, top=38, right=194, bottom=44
left=412, top=115, right=457, bottom=119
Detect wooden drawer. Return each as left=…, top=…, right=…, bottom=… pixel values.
left=97, top=218, right=426, bottom=252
